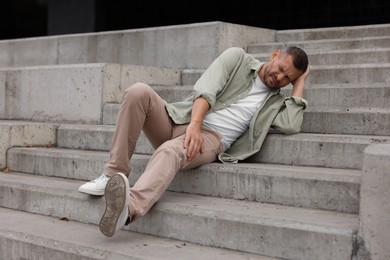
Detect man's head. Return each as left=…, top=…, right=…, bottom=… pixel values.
left=259, top=46, right=308, bottom=90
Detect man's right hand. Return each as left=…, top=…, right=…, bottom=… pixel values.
left=183, top=97, right=210, bottom=161
left=184, top=121, right=204, bottom=161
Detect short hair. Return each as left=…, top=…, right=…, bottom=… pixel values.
left=283, top=46, right=309, bottom=73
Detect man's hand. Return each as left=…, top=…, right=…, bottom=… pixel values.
left=291, top=66, right=310, bottom=97
left=184, top=97, right=210, bottom=161
left=184, top=121, right=204, bottom=161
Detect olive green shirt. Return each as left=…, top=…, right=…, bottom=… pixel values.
left=165, top=47, right=308, bottom=163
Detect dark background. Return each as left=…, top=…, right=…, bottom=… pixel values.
left=1, top=0, right=389, bottom=40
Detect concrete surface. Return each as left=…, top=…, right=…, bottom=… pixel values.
left=0, top=172, right=358, bottom=260
left=0, top=64, right=180, bottom=123
left=7, top=147, right=360, bottom=213
left=358, top=144, right=390, bottom=260
left=0, top=21, right=276, bottom=69
left=0, top=207, right=269, bottom=260
left=0, top=121, right=57, bottom=169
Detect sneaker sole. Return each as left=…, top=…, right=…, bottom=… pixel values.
left=99, top=173, right=129, bottom=237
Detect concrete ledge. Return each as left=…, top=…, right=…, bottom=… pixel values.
left=358, top=143, right=390, bottom=259
left=248, top=36, right=390, bottom=54
left=254, top=48, right=390, bottom=65
left=302, top=107, right=390, bottom=135
left=0, top=22, right=275, bottom=69
left=0, top=121, right=57, bottom=169
left=0, top=64, right=108, bottom=123
left=276, top=23, right=390, bottom=42
left=0, top=64, right=180, bottom=123
left=182, top=64, right=390, bottom=86
left=57, top=124, right=115, bottom=151
left=249, top=133, right=390, bottom=169
left=103, top=65, right=181, bottom=103
left=296, top=83, right=390, bottom=108
left=103, top=85, right=193, bottom=124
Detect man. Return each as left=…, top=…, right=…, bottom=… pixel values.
left=78, top=46, right=310, bottom=237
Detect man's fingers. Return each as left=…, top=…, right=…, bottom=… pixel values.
left=187, top=142, right=197, bottom=161
left=184, top=135, right=190, bottom=148
left=186, top=140, right=204, bottom=161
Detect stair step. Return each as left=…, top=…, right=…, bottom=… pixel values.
left=289, top=83, right=390, bottom=108
left=154, top=83, right=390, bottom=108
left=251, top=133, right=390, bottom=169
left=114, top=82, right=390, bottom=109
left=53, top=123, right=390, bottom=169
left=103, top=102, right=389, bottom=137
left=248, top=36, right=390, bottom=54
left=57, top=124, right=115, bottom=151
left=182, top=63, right=390, bottom=86
left=0, top=207, right=266, bottom=260
left=7, top=147, right=360, bottom=213
left=111, top=83, right=390, bottom=108
left=253, top=48, right=390, bottom=65
left=0, top=172, right=358, bottom=259
left=56, top=124, right=152, bottom=154
left=103, top=103, right=390, bottom=135
left=302, top=107, right=390, bottom=135
left=276, top=23, right=390, bottom=41
left=0, top=120, right=57, bottom=169
left=7, top=147, right=108, bottom=180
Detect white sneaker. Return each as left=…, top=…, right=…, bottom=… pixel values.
left=78, top=174, right=110, bottom=196
left=99, top=172, right=130, bottom=237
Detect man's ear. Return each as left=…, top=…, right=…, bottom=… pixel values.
left=269, top=50, right=281, bottom=61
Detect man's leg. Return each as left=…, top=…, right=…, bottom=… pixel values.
left=104, top=82, right=174, bottom=176
left=79, top=82, right=173, bottom=195
left=128, top=127, right=223, bottom=222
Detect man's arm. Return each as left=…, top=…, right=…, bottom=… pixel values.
left=184, top=97, right=210, bottom=161
left=271, top=66, right=310, bottom=134
left=182, top=47, right=245, bottom=160
left=291, top=66, right=310, bottom=97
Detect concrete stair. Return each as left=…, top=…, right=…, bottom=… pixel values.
left=1, top=21, right=390, bottom=259
left=0, top=172, right=357, bottom=260
left=0, top=207, right=268, bottom=260
left=6, top=147, right=361, bottom=213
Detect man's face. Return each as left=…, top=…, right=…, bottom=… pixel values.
left=261, top=51, right=302, bottom=90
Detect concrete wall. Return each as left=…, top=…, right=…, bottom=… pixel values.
left=0, top=22, right=275, bottom=69
left=358, top=144, right=390, bottom=260
left=0, top=64, right=180, bottom=124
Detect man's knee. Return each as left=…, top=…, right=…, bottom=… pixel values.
left=123, top=82, right=154, bottom=101
left=158, top=138, right=183, bottom=152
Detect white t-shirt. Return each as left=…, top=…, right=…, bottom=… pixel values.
left=203, top=75, right=270, bottom=151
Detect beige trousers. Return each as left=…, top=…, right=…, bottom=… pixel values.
left=104, top=83, right=223, bottom=222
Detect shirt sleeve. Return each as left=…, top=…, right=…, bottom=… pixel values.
left=191, top=47, right=245, bottom=109
left=271, top=96, right=308, bottom=134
